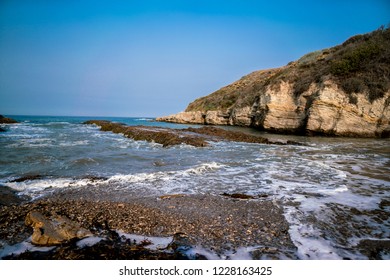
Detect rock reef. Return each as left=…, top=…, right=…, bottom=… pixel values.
left=84, top=120, right=302, bottom=147
left=157, top=28, right=390, bottom=138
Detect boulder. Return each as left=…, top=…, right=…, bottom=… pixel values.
left=25, top=211, right=92, bottom=246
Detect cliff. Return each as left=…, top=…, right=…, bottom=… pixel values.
left=157, top=27, right=390, bottom=138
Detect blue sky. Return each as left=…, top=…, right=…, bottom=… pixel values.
left=0, top=1, right=389, bottom=117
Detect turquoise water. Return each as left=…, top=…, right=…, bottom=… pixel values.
left=0, top=115, right=389, bottom=259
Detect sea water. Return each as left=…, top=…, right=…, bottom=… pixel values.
left=0, top=115, right=389, bottom=259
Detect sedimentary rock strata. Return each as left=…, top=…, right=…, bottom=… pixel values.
left=157, top=28, right=390, bottom=138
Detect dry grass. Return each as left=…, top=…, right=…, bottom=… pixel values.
left=185, top=26, right=390, bottom=112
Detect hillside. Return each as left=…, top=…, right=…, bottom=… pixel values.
left=157, top=27, right=390, bottom=138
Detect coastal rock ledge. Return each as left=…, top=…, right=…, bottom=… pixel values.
left=156, top=82, right=390, bottom=138
left=157, top=28, right=390, bottom=138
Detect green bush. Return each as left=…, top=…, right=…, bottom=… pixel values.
left=341, top=77, right=365, bottom=94
left=331, top=42, right=381, bottom=76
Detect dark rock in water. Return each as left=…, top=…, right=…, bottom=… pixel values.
left=0, top=186, right=26, bottom=206
left=357, top=239, right=390, bottom=259
left=379, top=199, right=390, bottom=210
left=0, top=127, right=6, bottom=132
left=10, top=174, right=44, bottom=183
left=84, top=120, right=209, bottom=147
left=168, top=232, right=192, bottom=251
left=81, top=175, right=108, bottom=182
left=184, top=126, right=272, bottom=145
left=221, top=193, right=256, bottom=199
left=25, top=211, right=92, bottom=246
left=84, top=120, right=303, bottom=147
left=221, top=193, right=269, bottom=199
left=0, top=115, right=18, bottom=124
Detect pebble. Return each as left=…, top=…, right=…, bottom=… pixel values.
left=0, top=192, right=297, bottom=258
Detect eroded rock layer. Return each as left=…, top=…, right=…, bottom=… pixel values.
left=157, top=28, right=390, bottom=138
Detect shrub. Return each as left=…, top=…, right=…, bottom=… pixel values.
left=341, top=77, right=365, bottom=94
left=331, top=42, right=381, bottom=76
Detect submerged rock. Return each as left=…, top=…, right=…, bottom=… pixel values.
left=25, top=211, right=92, bottom=246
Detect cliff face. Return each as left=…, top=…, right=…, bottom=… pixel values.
left=157, top=27, right=390, bottom=137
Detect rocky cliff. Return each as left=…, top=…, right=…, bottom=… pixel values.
left=157, top=27, right=390, bottom=138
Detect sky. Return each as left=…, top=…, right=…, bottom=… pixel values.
left=0, top=0, right=389, bottom=117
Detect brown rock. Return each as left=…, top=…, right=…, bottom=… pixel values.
left=85, top=120, right=302, bottom=147
left=84, top=120, right=208, bottom=147
left=0, top=115, right=18, bottom=124
left=156, top=111, right=205, bottom=124
left=25, top=211, right=92, bottom=246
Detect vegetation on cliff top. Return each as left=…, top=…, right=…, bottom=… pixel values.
left=186, top=26, right=390, bottom=112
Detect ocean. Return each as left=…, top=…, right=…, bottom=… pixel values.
left=0, top=115, right=389, bottom=259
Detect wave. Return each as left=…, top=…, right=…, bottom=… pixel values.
left=0, top=239, right=55, bottom=259
left=135, top=118, right=154, bottom=121
left=3, top=162, right=224, bottom=199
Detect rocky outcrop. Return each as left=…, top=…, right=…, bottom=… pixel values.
left=0, top=115, right=18, bottom=124
left=158, top=81, right=390, bottom=137
left=157, top=111, right=205, bottom=124
left=157, top=28, right=390, bottom=138
left=85, top=120, right=303, bottom=147
left=84, top=120, right=209, bottom=147
left=25, top=211, right=92, bottom=246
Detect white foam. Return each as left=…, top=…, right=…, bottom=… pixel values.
left=76, top=236, right=104, bottom=248
left=115, top=231, right=264, bottom=260
left=107, top=162, right=223, bottom=186
left=0, top=239, right=55, bottom=259
left=4, top=178, right=95, bottom=199
left=284, top=208, right=343, bottom=260
left=116, top=231, right=173, bottom=250
left=135, top=118, right=154, bottom=121
left=59, top=140, right=89, bottom=147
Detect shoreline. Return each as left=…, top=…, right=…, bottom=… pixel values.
left=0, top=188, right=297, bottom=260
